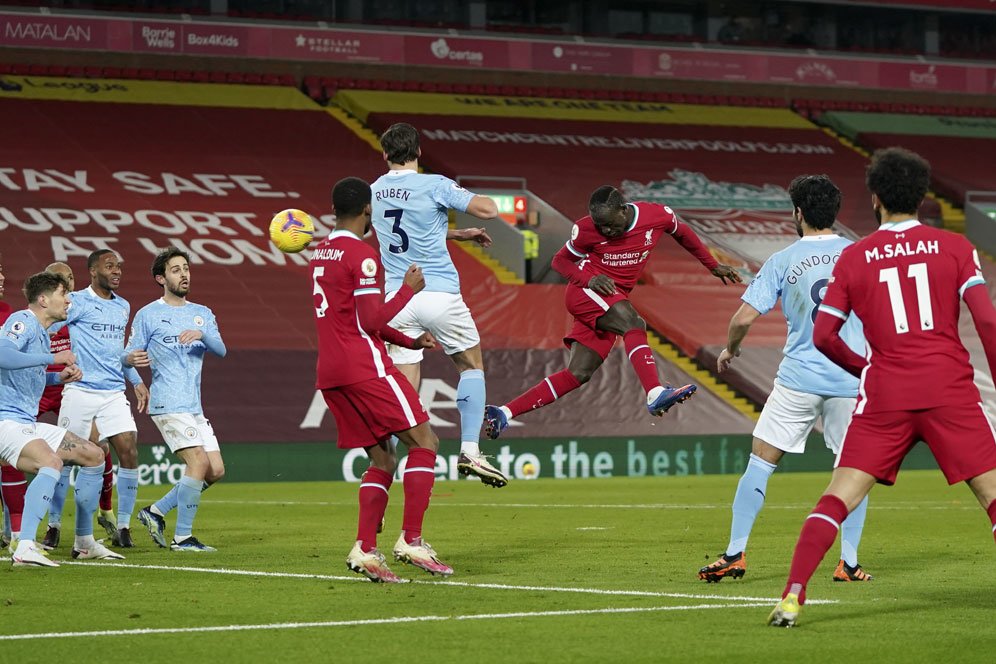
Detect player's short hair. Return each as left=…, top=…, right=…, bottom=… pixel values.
left=588, top=185, right=627, bottom=220
left=332, top=177, right=372, bottom=219
left=788, top=175, right=841, bottom=230
left=866, top=147, right=930, bottom=215
left=151, top=247, right=190, bottom=281
left=23, top=271, right=68, bottom=303
left=87, top=249, right=116, bottom=270
left=380, top=123, right=420, bottom=165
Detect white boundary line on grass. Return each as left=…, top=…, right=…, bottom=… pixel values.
left=0, top=602, right=774, bottom=641
left=16, top=560, right=832, bottom=605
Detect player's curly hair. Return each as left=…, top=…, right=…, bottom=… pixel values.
left=588, top=185, right=627, bottom=221
left=788, top=175, right=841, bottom=230
left=23, top=271, right=68, bottom=303
left=380, top=123, right=420, bottom=165
left=332, top=177, right=372, bottom=219
left=865, top=147, right=930, bottom=215
left=151, top=247, right=190, bottom=281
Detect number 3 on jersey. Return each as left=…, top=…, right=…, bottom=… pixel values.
left=385, top=209, right=408, bottom=254
left=880, top=263, right=933, bottom=334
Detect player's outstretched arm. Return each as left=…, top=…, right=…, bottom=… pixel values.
left=718, top=303, right=761, bottom=372
left=379, top=324, right=422, bottom=350
left=466, top=195, right=499, bottom=220
left=0, top=341, right=55, bottom=370
left=813, top=310, right=866, bottom=377
left=964, top=286, right=996, bottom=379
left=551, top=244, right=601, bottom=287
left=669, top=220, right=723, bottom=273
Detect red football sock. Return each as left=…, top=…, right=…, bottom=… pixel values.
left=0, top=465, right=27, bottom=533
left=505, top=369, right=582, bottom=418
left=357, top=466, right=393, bottom=553
left=99, top=451, right=114, bottom=512
left=987, top=499, right=996, bottom=544
left=623, top=329, right=661, bottom=394
left=783, top=494, right=849, bottom=605
left=402, top=447, right=436, bottom=544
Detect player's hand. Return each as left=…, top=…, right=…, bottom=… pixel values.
left=52, top=350, right=76, bottom=366
left=58, top=364, right=83, bottom=384
left=126, top=350, right=151, bottom=367
left=588, top=274, right=617, bottom=296
left=413, top=332, right=437, bottom=350
left=133, top=383, right=149, bottom=414
left=452, top=227, right=493, bottom=248
left=716, top=347, right=741, bottom=373
left=712, top=265, right=742, bottom=285
left=179, top=329, right=203, bottom=345
left=403, top=264, right=426, bottom=294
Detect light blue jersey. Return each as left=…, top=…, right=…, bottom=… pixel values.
left=124, top=299, right=226, bottom=416
left=50, top=287, right=142, bottom=392
left=742, top=234, right=865, bottom=398
left=370, top=170, right=475, bottom=294
left=0, top=310, right=58, bottom=423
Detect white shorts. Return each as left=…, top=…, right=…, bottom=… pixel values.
left=385, top=291, right=481, bottom=365
left=752, top=382, right=856, bottom=455
left=0, top=420, right=68, bottom=466
left=58, top=388, right=137, bottom=440
left=151, top=413, right=220, bottom=454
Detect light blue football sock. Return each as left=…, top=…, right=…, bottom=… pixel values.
left=840, top=494, right=869, bottom=568
left=153, top=484, right=180, bottom=516
left=726, top=453, right=777, bottom=556
left=116, top=467, right=139, bottom=528
left=73, top=464, right=103, bottom=538
left=457, top=369, right=486, bottom=455
left=175, top=476, right=204, bottom=538
left=46, top=465, right=72, bottom=527
left=19, top=467, right=60, bottom=543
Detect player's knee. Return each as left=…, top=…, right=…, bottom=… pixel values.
left=81, top=445, right=103, bottom=468
left=372, top=453, right=398, bottom=475
left=42, top=454, right=64, bottom=474
left=625, top=314, right=647, bottom=331
left=115, top=445, right=138, bottom=468
left=207, top=466, right=225, bottom=484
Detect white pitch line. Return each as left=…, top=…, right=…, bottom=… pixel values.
left=2, top=559, right=836, bottom=605
left=0, top=602, right=774, bottom=641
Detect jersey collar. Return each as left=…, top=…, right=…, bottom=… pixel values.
left=86, top=285, right=116, bottom=300
left=330, top=229, right=362, bottom=241
left=386, top=169, right=417, bottom=176
left=799, top=233, right=841, bottom=242
left=625, top=203, right=639, bottom=233
left=877, top=219, right=920, bottom=233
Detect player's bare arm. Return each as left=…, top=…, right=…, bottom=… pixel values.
left=465, top=195, right=499, bottom=220
left=124, top=349, right=150, bottom=367
left=133, top=382, right=149, bottom=414
left=717, top=303, right=761, bottom=372
left=447, top=227, right=493, bottom=247
left=588, top=274, right=617, bottom=296
left=963, top=286, right=996, bottom=378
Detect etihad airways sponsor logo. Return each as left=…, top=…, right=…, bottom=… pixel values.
left=3, top=19, right=91, bottom=43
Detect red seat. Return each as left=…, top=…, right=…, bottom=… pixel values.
left=191, top=70, right=211, bottom=83
left=278, top=73, right=295, bottom=86
left=120, top=67, right=139, bottom=79
left=101, top=66, right=122, bottom=78
left=137, top=68, right=157, bottom=80
left=156, top=70, right=176, bottom=81
left=65, top=66, right=85, bottom=78
left=174, top=70, right=194, bottom=82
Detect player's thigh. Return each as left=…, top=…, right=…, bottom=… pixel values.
left=352, top=372, right=430, bottom=441
left=564, top=321, right=615, bottom=372
left=916, top=403, right=996, bottom=486
left=94, top=391, right=138, bottom=440
left=565, top=286, right=627, bottom=334
left=835, top=410, right=918, bottom=486
left=55, top=429, right=104, bottom=467
left=821, top=396, right=857, bottom=455
left=151, top=413, right=210, bottom=456
left=57, top=388, right=100, bottom=438
left=0, top=421, right=60, bottom=471
left=195, top=416, right=225, bottom=481
left=752, top=383, right=823, bottom=454
left=423, top=293, right=481, bottom=358
left=385, top=290, right=428, bottom=366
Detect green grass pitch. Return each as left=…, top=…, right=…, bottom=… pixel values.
left=2, top=470, right=995, bottom=662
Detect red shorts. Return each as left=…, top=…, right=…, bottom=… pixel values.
left=37, top=385, right=64, bottom=417
left=322, top=368, right=429, bottom=450
left=563, top=285, right=629, bottom=360
left=836, top=402, right=996, bottom=485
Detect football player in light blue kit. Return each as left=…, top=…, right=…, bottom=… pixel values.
left=126, top=248, right=227, bottom=552
left=699, top=175, right=875, bottom=583
left=0, top=271, right=121, bottom=567
left=48, top=250, right=149, bottom=550
left=371, top=122, right=508, bottom=487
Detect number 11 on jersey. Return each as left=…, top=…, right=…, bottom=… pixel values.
left=879, top=263, right=934, bottom=334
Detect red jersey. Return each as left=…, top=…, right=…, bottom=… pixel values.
left=563, top=202, right=718, bottom=293
left=46, top=325, right=71, bottom=373
left=819, top=220, right=986, bottom=413
left=0, top=301, right=11, bottom=325
left=310, top=230, right=397, bottom=389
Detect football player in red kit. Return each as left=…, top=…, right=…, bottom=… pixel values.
left=312, top=176, right=451, bottom=583
left=769, top=148, right=996, bottom=627
left=484, top=185, right=741, bottom=438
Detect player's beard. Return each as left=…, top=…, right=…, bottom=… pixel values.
left=168, top=281, right=189, bottom=298
left=873, top=205, right=883, bottom=225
